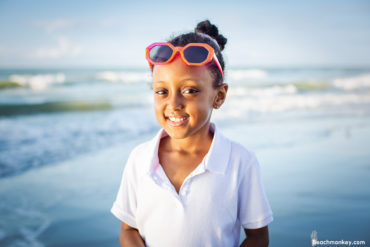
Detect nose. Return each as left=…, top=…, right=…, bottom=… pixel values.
left=167, top=90, right=184, bottom=110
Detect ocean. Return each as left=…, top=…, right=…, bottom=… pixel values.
left=0, top=67, right=369, bottom=246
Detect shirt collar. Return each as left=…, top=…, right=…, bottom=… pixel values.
left=203, top=123, right=231, bottom=174
left=146, top=123, right=231, bottom=176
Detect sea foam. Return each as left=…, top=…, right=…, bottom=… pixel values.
left=333, top=73, right=370, bottom=90
left=0, top=202, right=50, bottom=247
left=9, top=73, right=66, bottom=91
left=96, top=71, right=151, bottom=83
left=227, top=69, right=268, bottom=80
left=223, top=88, right=370, bottom=115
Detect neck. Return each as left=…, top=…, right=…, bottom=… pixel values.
left=166, top=123, right=214, bottom=155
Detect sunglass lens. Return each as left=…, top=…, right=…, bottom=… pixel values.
left=183, top=46, right=209, bottom=63
left=149, top=45, right=173, bottom=63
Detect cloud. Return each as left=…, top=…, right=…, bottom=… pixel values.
left=33, top=19, right=76, bottom=32
left=33, top=18, right=120, bottom=33
left=35, top=36, right=81, bottom=58
left=98, top=18, right=119, bottom=28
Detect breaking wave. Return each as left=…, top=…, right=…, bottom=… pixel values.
left=7, top=73, right=66, bottom=91
left=95, top=71, right=151, bottom=83
left=333, top=73, right=370, bottom=90
left=227, top=69, right=268, bottom=80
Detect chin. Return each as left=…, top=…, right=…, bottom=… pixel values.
left=163, top=126, right=190, bottom=139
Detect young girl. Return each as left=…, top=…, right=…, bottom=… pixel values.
left=111, top=20, right=273, bottom=247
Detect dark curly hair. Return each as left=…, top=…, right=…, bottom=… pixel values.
left=166, top=20, right=227, bottom=88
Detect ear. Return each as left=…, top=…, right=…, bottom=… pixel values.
left=213, top=83, right=228, bottom=109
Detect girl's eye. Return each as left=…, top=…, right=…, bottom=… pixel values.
left=183, top=88, right=199, bottom=94
left=154, top=89, right=167, bottom=95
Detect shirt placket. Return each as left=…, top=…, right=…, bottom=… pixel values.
left=179, top=162, right=206, bottom=197
left=153, top=162, right=207, bottom=205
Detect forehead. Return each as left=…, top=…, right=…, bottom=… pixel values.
left=152, top=56, right=213, bottom=84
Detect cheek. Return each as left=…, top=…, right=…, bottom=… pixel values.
left=188, top=97, right=214, bottom=118
left=153, top=98, right=164, bottom=117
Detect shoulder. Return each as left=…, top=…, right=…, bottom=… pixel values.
left=229, top=139, right=257, bottom=164
left=213, top=127, right=258, bottom=172
left=226, top=140, right=265, bottom=191
left=220, top=135, right=259, bottom=179
left=124, top=136, right=157, bottom=176
left=129, top=139, right=154, bottom=160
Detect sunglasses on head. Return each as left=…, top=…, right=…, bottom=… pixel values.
left=145, top=42, right=223, bottom=77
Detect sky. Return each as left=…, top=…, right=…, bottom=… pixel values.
left=0, top=0, right=370, bottom=68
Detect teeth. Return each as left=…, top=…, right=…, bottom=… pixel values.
left=169, top=116, right=186, bottom=122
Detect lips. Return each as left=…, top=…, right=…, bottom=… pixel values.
left=166, top=114, right=189, bottom=127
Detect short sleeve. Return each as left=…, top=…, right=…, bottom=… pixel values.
left=110, top=151, right=138, bottom=228
left=238, top=153, right=273, bottom=229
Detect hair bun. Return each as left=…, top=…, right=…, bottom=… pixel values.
left=195, top=20, right=227, bottom=51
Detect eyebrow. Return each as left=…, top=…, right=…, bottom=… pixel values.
left=153, top=78, right=198, bottom=84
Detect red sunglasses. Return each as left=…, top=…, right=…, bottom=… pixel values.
left=145, top=42, right=223, bottom=77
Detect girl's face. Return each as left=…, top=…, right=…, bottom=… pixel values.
left=152, top=56, right=227, bottom=139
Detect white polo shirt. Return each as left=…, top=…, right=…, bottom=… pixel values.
left=111, top=123, right=273, bottom=247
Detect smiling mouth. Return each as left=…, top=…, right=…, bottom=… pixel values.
left=166, top=115, right=189, bottom=127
